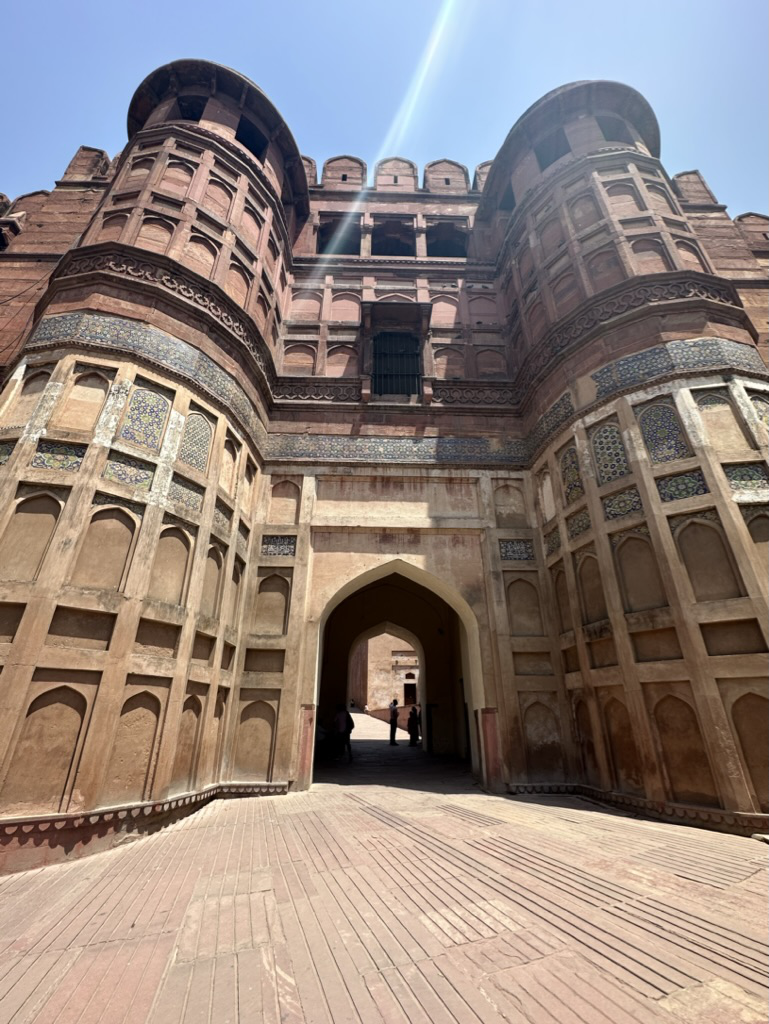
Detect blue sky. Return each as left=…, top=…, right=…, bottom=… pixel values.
left=3, top=0, right=767, bottom=214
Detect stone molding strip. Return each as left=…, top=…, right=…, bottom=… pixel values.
left=506, top=782, right=768, bottom=837
left=27, top=313, right=768, bottom=469
left=0, top=781, right=290, bottom=874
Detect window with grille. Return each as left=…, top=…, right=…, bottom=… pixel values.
left=372, top=333, right=421, bottom=396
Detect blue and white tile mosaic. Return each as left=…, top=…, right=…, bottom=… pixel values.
left=119, top=388, right=171, bottom=453
left=749, top=394, right=769, bottom=428
left=740, top=504, right=768, bottom=525
left=560, top=447, right=585, bottom=505
left=178, top=413, right=213, bottom=472
left=566, top=508, right=592, bottom=539
left=602, top=486, right=644, bottom=520
left=262, top=535, right=297, bottom=557
left=103, top=451, right=155, bottom=492
left=499, top=539, right=536, bottom=561
left=214, top=501, right=233, bottom=534
left=31, top=440, right=87, bottom=472
left=637, top=403, right=691, bottom=463
left=656, top=469, right=709, bottom=503
left=544, top=527, right=561, bottom=556
left=590, top=422, right=630, bottom=485
left=168, top=474, right=205, bottom=512
left=723, top=463, right=769, bottom=493
left=93, top=491, right=145, bottom=517
left=0, top=441, right=17, bottom=466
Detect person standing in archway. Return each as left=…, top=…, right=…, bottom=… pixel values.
left=389, top=698, right=399, bottom=745
left=333, top=703, right=355, bottom=762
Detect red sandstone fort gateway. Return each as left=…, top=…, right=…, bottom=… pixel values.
left=0, top=60, right=766, bottom=870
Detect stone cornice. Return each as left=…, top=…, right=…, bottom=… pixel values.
left=39, top=242, right=277, bottom=405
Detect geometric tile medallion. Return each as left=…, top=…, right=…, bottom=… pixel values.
left=590, top=422, right=630, bottom=485
left=31, top=439, right=87, bottom=472
left=168, top=474, right=205, bottom=512
left=178, top=412, right=212, bottom=472
left=566, top=508, right=591, bottom=539
left=544, top=527, right=561, bottom=556
left=560, top=446, right=585, bottom=504
left=723, top=463, right=769, bottom=492
left=602, top=486, right=644, bottom=520
left=262, top=535, right=297, bottom=557
left=656, top=469, right=709, bottom=502
left=637, top=402, right=691, bottom=463
left=118, top=387, right=170, bottom=453
left=103, top=450, right=155, bottom=492
left=499, top=539, right=535, bottom=561
left=0, top=440, right=17, bottom=466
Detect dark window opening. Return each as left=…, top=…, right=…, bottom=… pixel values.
left=499, top=181, right=517, bottom=211
left=393, top=175, right=399, bottom=184
left=371, top=218, right=416, bottom=257
left=596, top=115, right=634, bottom=145
left=317, top=215, right=361, bottom=256
left=176, top=95, right=207, bottom=122
left=426, top=221, right=467, bottom=258
left=341, top=173, right=348, bottom=181
left=235, top=116, right=268, bottom=162
left=404, top=682, right=417, bottom=705
left=372, top=332, right=421, bottom=396
left=534, top=128, right=571, bottom=171
left=444, top=177, right=451, bottom=186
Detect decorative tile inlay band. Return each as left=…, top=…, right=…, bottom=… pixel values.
left=168, top=474, right=205, bottom=512
left=566, top=508, right=592, bottom=539
left=31, top=440, right=87, bottom=472
left=656, top=469, right=709, bottom=502
left=723, top=463, right=769, bottom=493
left=213, top=501, right=233, bottom=533
left=119, top=388, right=170, bottom=453
left=593, top=336, right=764, bottom=399
left=178, top=413, right=212, bottom=472
left=93, top=491, right=145, bottom=517
left=0, top=440, right=17, bottom=466
left=28, top=314, right=767, bottom=469
left=696, top=390, right=731, bottom=408
left=103, top=451, right=155, bottom=492
left=668, top=507, right=719, bottom=534
left=637, top=402, right=691, bottom=463
left=261, top=535, right=297, bottom=557
left=560, top=447, right=585, bottom=505
left=544, top=527, right=561, bottom=556
left=432, top=383, right=514, bottom=407
left=591, top=421, right=630, bottom=485
left=499, top=539, right=535, bottom=561
left=602, top=486, right=644, bottom=520
left=273, top=380, right=362, bottom=403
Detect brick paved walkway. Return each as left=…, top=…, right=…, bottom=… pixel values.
left=0, top=712, right=766, bottom=1023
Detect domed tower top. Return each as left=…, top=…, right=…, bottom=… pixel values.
left=126, top=58, right=309, bottom=226
left=478, top=80, right=660, bottom=220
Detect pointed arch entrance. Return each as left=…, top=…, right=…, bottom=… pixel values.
left=314, top=563, right=484, bottom=778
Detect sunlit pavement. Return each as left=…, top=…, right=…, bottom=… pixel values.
left=0, top=712, right=766, bottom=1023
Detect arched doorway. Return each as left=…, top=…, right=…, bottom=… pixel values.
left=348, top=622, right=425, bottom=720
left=316, top=570, right=477, bottom=772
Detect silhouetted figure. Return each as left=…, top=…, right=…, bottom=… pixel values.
left=407, top=705, right=420, bottom=746
left=389, top=699, right=399, bottom=745
left=333, top=703, right=355, bottom=761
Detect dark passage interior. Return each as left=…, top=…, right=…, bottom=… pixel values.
left=316, top=573, right=469, bottom=769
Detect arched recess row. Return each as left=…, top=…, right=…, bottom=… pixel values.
left=147, top=524, right=195, bottom=605
left=102, top=689, right=164, bottom=806
left=253, top=572, right=291, bottom=635
left=601, top=695, right=644, bottom=796
left=722, top=687, right=769, bottom=813
left=0, top=369, right=51, bottom=428
left=650, top=692, right=719, bottom=807
left=52, top=369, right=111, bottom=432
left=269, top=479, right=301, bottom=524
left=613, top=531, right=667, bottom=612
left=232, top=696, right=277, bottom=781
left=0, top=490, right=64, bottom=583
left=520, top=695, right=565, bottom=782
left=672, top=515, right=744, bottom=602
left=572, top=697, right=601, bottom=787
left=170, top=692, right=205, bottom=795
left=1, top=680, right=97, bottom=816
left=70, top=505, right=140, bottom=591
left=506, top=576, right=545, bottom=636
